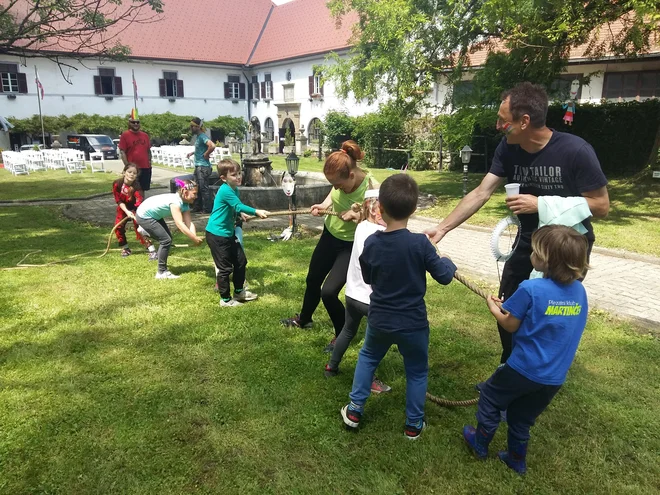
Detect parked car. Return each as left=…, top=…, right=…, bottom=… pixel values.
left=66, top=134, right=118, bottom=160
left=20, top=144, right=46, bottom=151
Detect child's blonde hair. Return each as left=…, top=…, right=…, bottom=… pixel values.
left=531, top=225, right=589, bottom=284
left=218, top=158, right=241, bottom=179
left=360, top=189, right=380, bottom=223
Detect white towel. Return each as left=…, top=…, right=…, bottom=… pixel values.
left=529, top=196, right=592, bottom=279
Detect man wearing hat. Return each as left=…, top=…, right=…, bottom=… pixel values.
left=119, top=109, right=152, bottom=191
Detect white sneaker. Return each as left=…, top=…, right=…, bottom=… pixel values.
left=233, top=290, right=258, bottom=302
left=220, top=299, right=243, bottom=307
left=155, top=270, right=180, bottom=279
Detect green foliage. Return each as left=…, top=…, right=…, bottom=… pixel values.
left=302, top=148, right=314, bottom=158
left=547, top=99, right=660, bottom=176
left=325, top=0, right=660, bottom=112
left=1, top=0, right=163, bottom=60
left=284, top=128, right=293, bottom=146
left=7, top=112, right=247, bottom=144
left=353, top=105, right=407, bottom=169
left=321, top=111, right=355, bottom=149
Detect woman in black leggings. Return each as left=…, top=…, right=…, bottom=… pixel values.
left=281, top=141, right=374, bottom=339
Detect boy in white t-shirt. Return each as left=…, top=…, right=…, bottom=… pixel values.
left=324, top=189, right=391, bottom=394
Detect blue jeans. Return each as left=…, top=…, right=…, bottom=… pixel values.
left=476, top=364, right=561, bottom=442
left=349, top=324, right=429, bottom=423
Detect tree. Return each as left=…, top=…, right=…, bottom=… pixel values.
left=326, top=0, right=660, bottom=109
left=1, top=0, right=163, bottom=80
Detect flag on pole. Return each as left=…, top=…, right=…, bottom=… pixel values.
left=35, top=70, right=44, bottom=100
left=132, top=71, right=139, bottom=100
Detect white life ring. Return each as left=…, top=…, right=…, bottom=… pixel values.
left=490, top=216, right=521, bottom=262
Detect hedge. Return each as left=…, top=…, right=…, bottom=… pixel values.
left=7, top=112, right=247, bottom=144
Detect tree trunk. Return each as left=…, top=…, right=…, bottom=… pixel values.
left=647, top=123, right=660, bottom=169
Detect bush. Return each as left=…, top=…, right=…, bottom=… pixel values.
left=7, top=112, right=247, bottom=145
left=546, top=100, right=660, bottom=176
left=321, top=111, right=355, bottom=150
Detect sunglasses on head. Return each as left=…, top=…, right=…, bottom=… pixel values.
left=129, top=120, right=140, bottom=124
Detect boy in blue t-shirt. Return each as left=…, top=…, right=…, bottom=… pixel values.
left=340, top=174, right=456, bottom=440
left=463, top=225, right=590, bottom=474
left=205, top=159, right=268, bottom=307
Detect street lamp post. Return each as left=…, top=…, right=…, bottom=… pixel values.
left=460, top=145, right=473, bottom=197
left=285, top=150, right=300, bottom=235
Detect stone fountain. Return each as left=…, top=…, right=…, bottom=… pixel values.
left=242, top=116, right=276, bottom=187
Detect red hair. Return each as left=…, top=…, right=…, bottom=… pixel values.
left=323, top=140, right=364, bottom=179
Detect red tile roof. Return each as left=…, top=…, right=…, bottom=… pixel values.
left=120, top=0, right=274, bottom=65
left=465, top=20, right=660, bottom=68
left=248, top=0, right=356, bottom=65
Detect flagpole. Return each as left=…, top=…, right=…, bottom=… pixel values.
left=132, top=69, right=138, bottom=113
left=35, top=66, right=46, bottom=147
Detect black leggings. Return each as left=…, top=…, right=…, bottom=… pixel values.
left=328, top=296, right=369, bottom=369
left=299, top=227, right=353, bottom=334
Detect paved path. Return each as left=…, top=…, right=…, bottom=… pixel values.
left=4, top=160, right=659, bottom=328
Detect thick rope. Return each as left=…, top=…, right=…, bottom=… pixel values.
left=264, top=208, right=340, bottom=217
left=424, top=247, right=492, bottom=408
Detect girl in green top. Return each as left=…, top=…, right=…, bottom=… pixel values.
left=281, top=140, right=376, bottom=347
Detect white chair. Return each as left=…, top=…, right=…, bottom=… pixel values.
left=62, top=149, right=84, bottom=174
left=150, top=147, right=163, bottom=165
left=89, top=152, right=105, bottom=173
left=4, top=151, right=29, bottom=175
left=24, top=151, right=46, bottom=172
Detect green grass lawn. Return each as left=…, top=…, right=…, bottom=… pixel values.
left=0, top=206, right=658, bottom=494
left=0, top=168, right=117, bottom=201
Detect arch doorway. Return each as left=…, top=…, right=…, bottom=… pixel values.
left=279, top=118, right=295, bottom=153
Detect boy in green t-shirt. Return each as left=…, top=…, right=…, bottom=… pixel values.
left=205, top=159, right=269, bottom=307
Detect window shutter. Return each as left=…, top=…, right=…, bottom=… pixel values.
left=18, top=73, right=28, bottom=94
left=268, top=81, right=273, bottom=98
left=224, top=82, right=230, bottom=99
left=320, top=79, right=324, bottom=96
left=94, top=75, right=102, bottom=95
left=260, top=82, right=266, bottom=99
left=239, top=83, right=246, bottom=100
left=159, top=78, right=166, bottom=97
left=114, top=77, right=123, bottom=96
left=176, top=79, right=184, bottom=98
left=253, top=83, right=259, bottom=100
left=247, top=82, right=253, bottom=101
left=309, top=76, right=314, bottom=96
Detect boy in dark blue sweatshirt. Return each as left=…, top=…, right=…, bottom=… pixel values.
left=341, top=174, right=456, bottom=439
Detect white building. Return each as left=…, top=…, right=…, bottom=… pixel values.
left=2, top=1, right=659, bottom=151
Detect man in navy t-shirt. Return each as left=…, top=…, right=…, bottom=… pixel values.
left=425, top=82, right=609, bottom=363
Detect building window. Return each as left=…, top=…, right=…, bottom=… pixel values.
left=452, top=80, right=475, bottom=106
left=262, top=73, right=272, bottom=100
left=251, top=75, right=260, bottom=100
left=224, top=75, right=245, bottom=100
left=549, top=74, right=582, bottom=101
left=265, top=118, right=274, bottom=141
left=308, top=118, right=321, bottom=143
left=309, top=73, right=324, bottom=97
left=0, top=63, right=26, bottom=93
left=160, top=71, right=184, bottom=98
left=94, top=68, right=122, bottom=96
left=283, top=83, right=294, bottom=102
left=603, top=71, right=660, bottom=100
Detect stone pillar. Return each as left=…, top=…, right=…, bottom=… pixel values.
left=296, top=125, right=307, bottom=154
